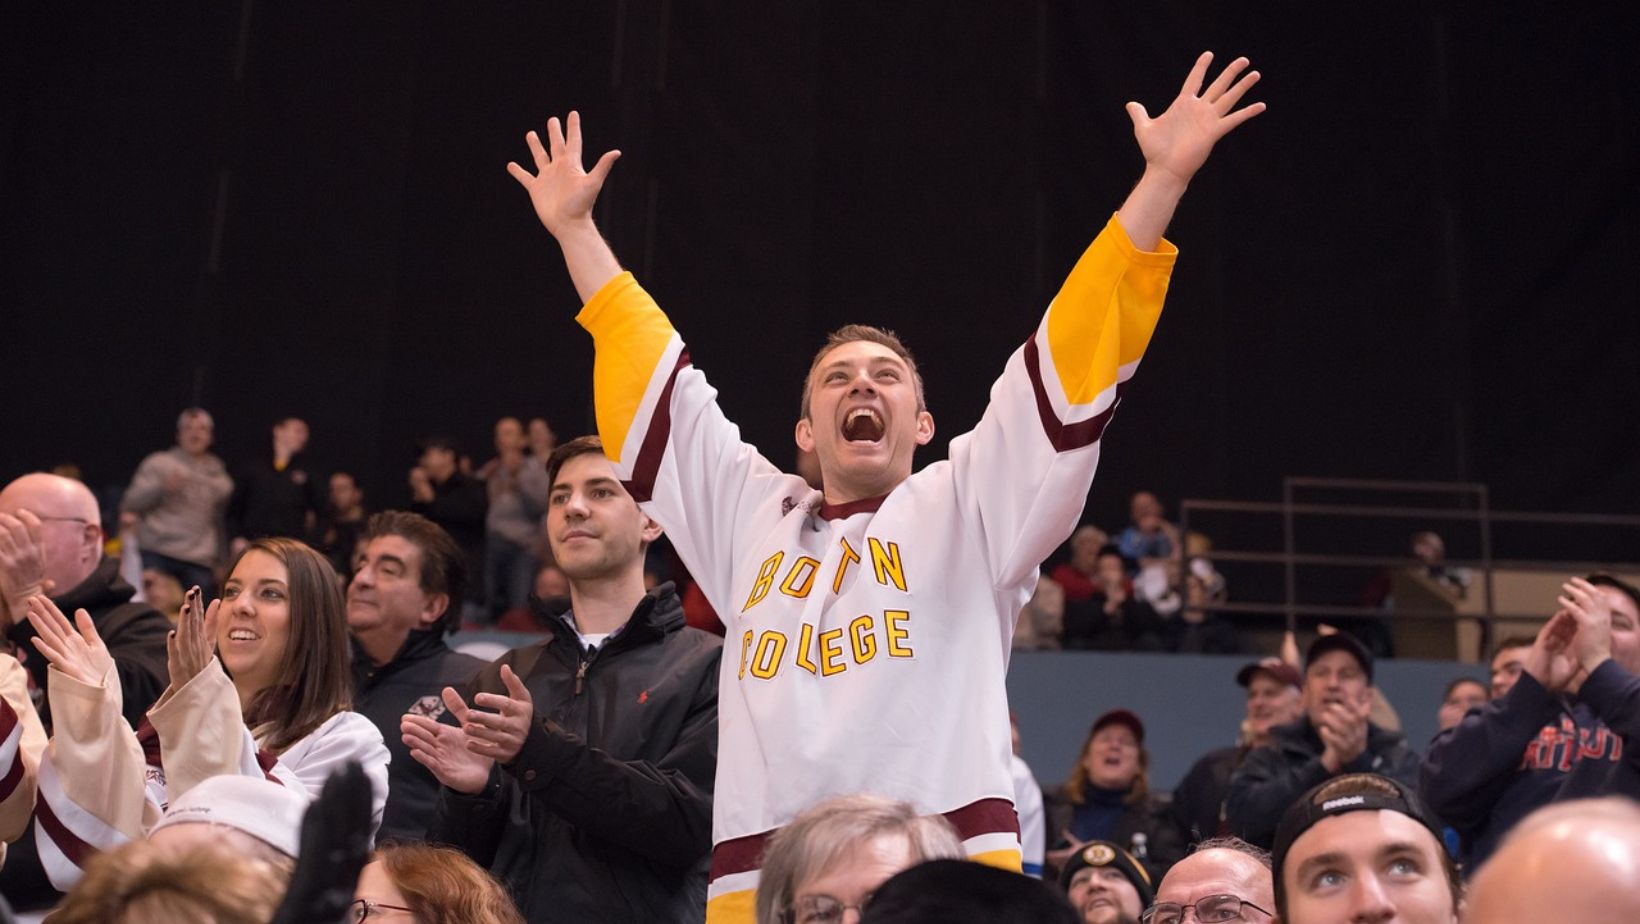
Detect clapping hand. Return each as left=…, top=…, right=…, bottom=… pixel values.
left=402, top=712, right=493, bottom=796
left=25, top=594, right=113, bottom=686
left=167, top=586, right=221, bottom=687
left=453, top=664, right=535, bottom=764
left=1524, top=607, right=1584, bottom=693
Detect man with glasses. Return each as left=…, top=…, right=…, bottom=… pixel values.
left=0, top=472, right=171, bottom=909
left=1140, top=837, right=1272, bottom=924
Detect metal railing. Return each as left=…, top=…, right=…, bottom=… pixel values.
left=1177, top=477, right=1640, bottom=656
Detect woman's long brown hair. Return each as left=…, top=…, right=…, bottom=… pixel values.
left=224, top=538, right=352, bottom=754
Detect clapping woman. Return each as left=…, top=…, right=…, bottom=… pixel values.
left=26, top=537, right=389, bottom=889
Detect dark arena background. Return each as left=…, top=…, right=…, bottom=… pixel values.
left=4, top=2, right=1638, bottom=630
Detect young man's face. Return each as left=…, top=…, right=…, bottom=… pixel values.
left=1489, top=646, right=1529, bottom=699
left=1066, top=865, right=1143, bottom=924
left=1280, top=811, right=1457, bottom=924
left=547, top=453, right=660, bottom=582
left=795, top=340, right=933, bottom=503
left=1598, top=584, right=1640, bottom=675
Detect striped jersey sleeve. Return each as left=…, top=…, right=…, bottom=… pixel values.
left=950, top=213, right=1176, bottom=593
left=0, top=655, right=45, bottom=851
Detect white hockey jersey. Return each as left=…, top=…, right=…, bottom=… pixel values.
left=576, top=214, right=1175, bottom=922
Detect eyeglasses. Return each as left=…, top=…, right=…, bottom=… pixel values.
left=1140, top=894, right=1274, bottom=924
left=350, top=899, right=415, bottom=921
left=781, top=893, right=873, bottom=924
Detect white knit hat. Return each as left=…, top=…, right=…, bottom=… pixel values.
left=149, top=775, right=308, bottom=859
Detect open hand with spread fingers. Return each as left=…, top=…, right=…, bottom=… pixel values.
left=507, top=111, right=622, bottom=238
left=25, top=593, right=113, bottom=687
left=1127, top=51, right=1266, bottom=188
left=402, top=712, right=493, bottom=795
left=167, top=585, right=222, bottom=687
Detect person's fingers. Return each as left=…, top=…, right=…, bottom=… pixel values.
left=1204, top=56, right=1250, bottom=102
left=470, top=695, right=511, bottom=719
left=586, top=149, right=622, bottom=188
left=1124, top=101, right=1150, bottom=131
left=1181, top=50, right=1213, bottom=96
left=27, top=594, right=72, bottom=644
left=441, top=687, right=473, bottom=724
left=201, top=599, right=221, bottom=655
left=16, top=510, right=44, bottom=551
left=526, top=129, right=550, bottom=169
left=1216, top=71, right=1262, bottom=114
left=506, top=161, right=535, bottom=187
left=500, top=664, right=533, bottom=706
left=546, top=117, right=567, bottom=160
left=566, top=110, right=584, bottom=161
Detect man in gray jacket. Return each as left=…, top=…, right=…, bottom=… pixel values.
left=1225, top=634, right=1420, bottom=847
left=120, top=407, right=234, bottom=597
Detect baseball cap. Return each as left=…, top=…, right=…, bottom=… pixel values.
left=1090, top=709, right=1145, bottom=746
left=1235, top=657, right=1301, bottom=690
left=148, top=775, right=308, bottom=859
left=1271, top=773, right=1445, bottom=909
left=1305, top=632, right=1374, bottom=683
left=863, top=859, right=1080, bottom=924
left=1057, top=841, right=1154, bottom=905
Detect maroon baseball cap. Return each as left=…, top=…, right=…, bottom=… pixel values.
left=1090, top=709, right=1145, bottom=745
left=1236, top=657, right=1302, bottom=690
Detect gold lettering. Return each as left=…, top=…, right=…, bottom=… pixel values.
left=750, top=631, right=788, bottom=680
left=818, top=628, right=847, bottom=676
left=795, top=622, right=819, bottom=674
left=885, top=609, right=913, bottom=658
left=849, top=614, right=878, bottom=664
left=779, top=556, right=820, bottom=599
left=743, top=552, right=785, bottom=611
left=833, top=539, right=861, bottom=594
left=868, top=538, right=907, bottom=592
left=738, top=630, right=754, bottom=680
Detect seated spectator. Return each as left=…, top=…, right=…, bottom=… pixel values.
left=1435, top=676, right=1487, bottom=732
left=1226, top=633, right=1420, bottom=848
left=1171, top=659, right=1302, bottom=843
left=1015, top=574, right=1066, bottom=651
left=1058, top=546, right=1165, bottom=651
left=1142, top=836, right=1273, bottom=924
left=346, top=512, right=485, bottom=842
left=1166, top=557, right=1236, bottom=654
left=862, top=858, right=1079, bottom=924
left=1487, top=633, right=1535, bottom=699
left=119, top=408, right=234, bottom=600
left=313, top=470, right=369, bottom=579
left=1051, top=525, right=1110, bottom=602
left=1059, top=840, right=1151, bottom=924
left=47, top=840, right=287, bottom=924
left=1421, top=574, right=1640, bottom=869
left=227, top=416, right=319, bottom=551
left=1046, top=710, right=1186, bottom=881
left=26, top=538, right=389, bottom=890
left=1116, top=492, right=1178, bottom=570
left=753, top=794, right=964, bottom=924
left=138, top=569, right=185, bottom=623
left=1271, top=773, right=1459, bottom=924
left=1465, top=797, right=1640, bottom=923
left=354, top=842, right=525, bottom=924
left=146, top=775, right=306, bottom=873
left=494, top=561, right=569, bottom=632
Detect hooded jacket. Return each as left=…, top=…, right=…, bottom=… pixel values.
left=429, top=583, right=720, bottom=923
left=1225, top=714, right=1420, bottom=847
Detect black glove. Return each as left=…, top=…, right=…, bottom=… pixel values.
left=269, top=761, right=374, bottom=924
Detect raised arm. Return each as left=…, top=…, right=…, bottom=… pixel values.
left=1117, top=51, right=1265, bottom=250
left=508, top=110, right=625, bottom=303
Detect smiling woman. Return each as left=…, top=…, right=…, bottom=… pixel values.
left=24, top=538, right=390, bottom=892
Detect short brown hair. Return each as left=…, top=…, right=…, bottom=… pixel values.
left=800, top=324, right=927, bottom=418
left=361, top=510, right=467, bottom=634
left=376, top=843, right=525, bottom=924
left=50, top=841, right=286, bottom=924
left=228, top=538, right=354, bottom=754
left=1491, top=634, right=1537, bottom=662
left=545, top=435, right=610, bottom=489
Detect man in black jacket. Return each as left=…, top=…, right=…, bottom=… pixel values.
left=1225, top=634, right=1419, bottom=848
left=1171, top=658, right=1302, bottom=843
left=0, top=472, right=170, bottom=908
left=405, top=437, right=720, bottom=923
left=410, top=436, right=488, bottom=623
left=1421, top=574, right=1640, bottom=870
left=227, top=416, right=321, bottom=548
left=347, top=510, right=485, bottom=842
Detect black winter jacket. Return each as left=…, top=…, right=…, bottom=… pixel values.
left=1225, top=715, right=1420, bottom=847
left=429, top=584, right=720, bottom=923
left=352, top=630, right=485, bottom=842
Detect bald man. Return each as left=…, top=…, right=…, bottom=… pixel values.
left=1465, top=797, right=1640, bottom=923
left=1144, top=838, right=1274, bottom=924
left=0, top=473, right=170, bottom=732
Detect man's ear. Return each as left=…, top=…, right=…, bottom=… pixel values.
left=420, top=592, right=450, bottom=630
left=914, top=410, right=936, bottom=446
left=794, top=417, right=816, bottom=453
left=640, top=515, right=664, bottom=545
